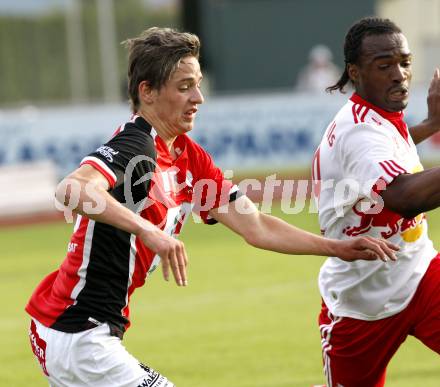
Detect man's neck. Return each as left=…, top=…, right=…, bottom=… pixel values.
left=137, top=110, right=177, bottom=152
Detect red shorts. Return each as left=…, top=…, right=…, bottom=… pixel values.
left=318, top=254, right=440, bottom=387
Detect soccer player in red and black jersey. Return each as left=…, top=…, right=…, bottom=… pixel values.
left=26, top=27, right=398, bottom=387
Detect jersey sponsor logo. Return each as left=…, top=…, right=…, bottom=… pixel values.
left=136, top=376, right=170, bottom=387
left=67, top=242, right=78, bottom=253
left=137, top=363, right=171, bottom=387
left=343, top=201, right=396, bottom=238
left=29, top=320, right=49, bottom=376
left=95, top=145, right=119, bottom=162
left=343, top=200, right=424, bottom=242
left=343, top=163, right=424, bottom=242
left=400, top=214, right=425, bottom=242
left=124, top=155, right=194, bottom=217
left=132, top=163, right=194, bottom=227
left=156, top=169, right=193, bottom=199
left=160, top=170, right=177, bottom=197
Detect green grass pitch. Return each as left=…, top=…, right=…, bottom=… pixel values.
left=1, top=205, right=439, bottom=386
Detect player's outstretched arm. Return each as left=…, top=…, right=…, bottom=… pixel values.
left=410, top=68, right=440, bottom=145
left=55, top=164, right=188, bottom=286
left=209, top=195, right=398, bottom=262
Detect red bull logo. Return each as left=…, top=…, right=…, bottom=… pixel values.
left=400, top=214, right=425, bottom=242
left=343, top=200, right=424, bottom=242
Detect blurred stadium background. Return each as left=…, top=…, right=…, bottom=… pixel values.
left=1, top=0, right=439, bottom=386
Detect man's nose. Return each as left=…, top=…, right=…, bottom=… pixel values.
left=191, top=87, right=204, bottom=104
left=391, top=65, right=408, bottom=82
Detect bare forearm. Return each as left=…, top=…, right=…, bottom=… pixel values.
left=382, top=168, right=440, bottom=217
left=55, top=177, right=152, bottom=236
left=78, top=192, right=149, bottom=235
left=245, top=214, right=399, bottom=262
left=212, top=197, right=398, bottom=262
left=409, top=119, right=440, bottom=145
left=57, top=166, right=189, bottom=286
left=244, top=213, right=338, bottom=256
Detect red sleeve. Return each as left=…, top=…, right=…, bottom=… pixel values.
left=188, top=138, right=241, bottom=224
left=80, top=157, right=117, bottom=188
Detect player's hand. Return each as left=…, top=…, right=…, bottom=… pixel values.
left=138, top=227, right=188, bottom=286
left=332, top=236, right=399, bottom=262
left=427, top=68, right=440, bottom=132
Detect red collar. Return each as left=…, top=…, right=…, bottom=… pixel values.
left=155, top=134, right=188, bottom=166
left=350, top=93, right=408, bottom=142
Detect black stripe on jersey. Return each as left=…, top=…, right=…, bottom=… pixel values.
left=51, top=116, right=158, bottom=334
left=51, top=222, right=132, bottom=334
left=87, top=117, right=157, bottom=209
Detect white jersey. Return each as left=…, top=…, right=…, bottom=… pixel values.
left=312, top=93, right=437, bottom=320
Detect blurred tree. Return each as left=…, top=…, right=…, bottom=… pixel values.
left=0, top=0, right=179, bottom=107
left=114, top=0, right=181, bottom=103
left=0, top=13, right=67, bottom=105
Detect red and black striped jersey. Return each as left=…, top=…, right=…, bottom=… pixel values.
left=26, top=115, right=240, bottom=335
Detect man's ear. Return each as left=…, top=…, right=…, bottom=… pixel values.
left=347, top=63, right=359, bottom=83
left=138, top=81, right=155, bottom=104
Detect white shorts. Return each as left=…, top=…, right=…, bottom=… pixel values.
left=29, top=318, right=174, bottom=387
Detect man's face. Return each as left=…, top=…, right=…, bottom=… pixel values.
left=349, top=33, right=412, bottom=112
left=149, top=56, right=204, bottom=135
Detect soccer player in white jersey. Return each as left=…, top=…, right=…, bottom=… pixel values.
left=26, top=27, right=397, bottom=387
left=312, top=17, right=440, bottom=387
